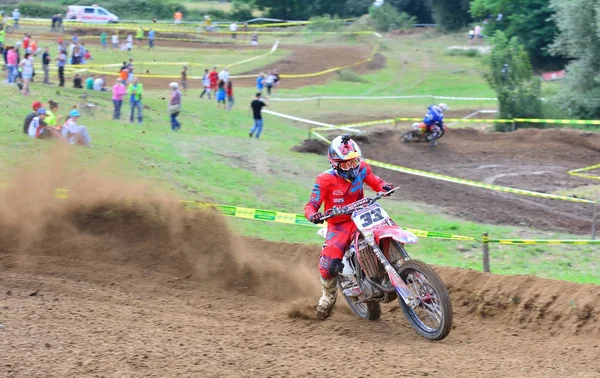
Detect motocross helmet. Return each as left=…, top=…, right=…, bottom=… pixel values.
left=438, top=103, right=449, bottom=112
left=328, top=134, right=362, bottom=182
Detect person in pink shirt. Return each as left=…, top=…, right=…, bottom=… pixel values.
left=112, top=78, right=127, bottom=120
left=6, top=46, right=17, bottom=83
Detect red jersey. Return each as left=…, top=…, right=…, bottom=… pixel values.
left=209, top=70, right=218, bottom=85
left=23, top=37, right=30, bottom=49
left=304, top=162, right=388, bottom=224
left=226, top=86, right=233, bottom=97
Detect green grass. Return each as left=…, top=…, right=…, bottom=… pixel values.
left=1, top=32, right=598, bottom=284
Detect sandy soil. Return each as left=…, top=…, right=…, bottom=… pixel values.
left=1, top=170, right=599, bottom=377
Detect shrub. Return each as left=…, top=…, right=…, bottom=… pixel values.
left=368, top=3, right=416, bottom=33
left=12, top=3, right=64, bottom=18
left=446, top=48, right=480, bottom=58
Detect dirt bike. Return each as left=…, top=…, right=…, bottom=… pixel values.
left=403, top=122, right=447, bottom=147
left=318, top=187, right=453, bottom=341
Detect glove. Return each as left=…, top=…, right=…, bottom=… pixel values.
left=309, top=212, right=324, bottom=224
left=383, top=184, right=396, bottom=192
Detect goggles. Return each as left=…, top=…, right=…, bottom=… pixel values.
left=338, top=157, right=360, bottom=171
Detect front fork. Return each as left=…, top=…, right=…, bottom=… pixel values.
left=365, top=236, right=420, bottom=309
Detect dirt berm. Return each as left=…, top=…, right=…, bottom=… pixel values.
left=1, top=172, right=599, bottom=377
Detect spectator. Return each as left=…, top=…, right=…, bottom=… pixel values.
left=127, top=59, right=135, bottom=82
left=62, top=109, right=92, bottom=147
left=28, top=107, right=49, bottom=139
left=73, top=74, right=82, bottom=89
left=71, top=45, right=82, bottom=65
left=181, top=65, right=188, bottom=94
left=468, top=29, right=475, bottom=45
left=93, top=75, right=107, bottom=91
left=249, top=93, right=267, bottom=139
left=84, top=49, right=92, bottom=61
left=230, top=22, right=238, bottom=40
left=42, top=47, right=50, bottom=84
left=256, top=73, right=265, bottom=93
left=85, top=74, right=95, bottom=90
left=0, top=25, right=5, bottom=53
left=111, top=32, right=119, bottom=49
left=56, top=48, right=66, bottom=87
left=126, top=34, right=133, bottom=53
left=273, top=69, right=281, bottom=92
left=226, top=81, right=234, bottom=112
left=218, top=68, right=229, bottom=83
left=265, top=71, right=276, bottom=95
left=51, top=14, right=57, bottom=32
left=24, top=101, right=43, bottom=134
left=119, top=64, right=129, bottom=82
left=168, top=82, right=182, bottom=131
left=56, top=14, right=63, bottom=32
left=30, top=40, right=38, bottom=56
left=209, top=66, right=218, bottom=95
left=112, top=79, right=126, bottom=120
left=18, top=52, right=33, bottom=95
left=200, top=68, right=211, bottom=99
left=80, top=43, right=87, bottom=64
left=12, top=9, right=20, bottom=30
left=474, top=25, right=482, bottom=43
left=100, top=31, right=107, bottom=50
left=22, top=34, right=30, bottom=53
left=127, top=77, right=143, bottom=124
left=136, top=27, right=143, bottom=47
left=6, top=46, right=17, bottom=84
left=148, top=28, right=155, bottom=49
left=251, top=32, right=258, bottom=46
left=216, top=79, right=226, bottom=109
left=44, top=100, right=63, bottom=134
left=174, top=10, right=183, bottom=25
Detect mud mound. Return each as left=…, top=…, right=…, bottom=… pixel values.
left=291, top=138, right=328, bottom=154
left=367, top=52, right=387, bottom=70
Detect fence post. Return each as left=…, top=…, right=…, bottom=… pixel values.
left=593, top=204, right=598, bottom=240
left=482, top=232, right=490, bottom=273
left=511, top=120, right=516, bottom=132
left=308, top=128, right=312, bottom=140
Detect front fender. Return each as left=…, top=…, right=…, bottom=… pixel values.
left=373, top=226, right=418, bottom=245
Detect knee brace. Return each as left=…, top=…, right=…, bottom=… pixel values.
left=329, top=258, right=345, bottom=278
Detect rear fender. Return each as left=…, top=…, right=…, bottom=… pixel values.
left=373, top=226, right=418, bottom=245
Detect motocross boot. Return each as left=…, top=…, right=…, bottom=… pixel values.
left=316, top=277, right=338, bottom=320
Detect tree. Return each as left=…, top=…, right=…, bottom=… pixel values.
left=253, top=0, right=308, bottom=19
left=427, top=0, right=471, bottom=31
left=549, top=0, right=600, bottom=118
left=470, top=0, right=561, bottom=68
left=368, top=3, right=416, bottom=32
left=387, top=0, right=433, bottom=23
left=487, top=31, right=542, bottom=126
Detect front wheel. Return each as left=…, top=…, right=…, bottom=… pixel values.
left=396, top=260, right=452, bottom=341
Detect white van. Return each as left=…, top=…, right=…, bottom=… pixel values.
left=66, top=5, right=119, bottom=24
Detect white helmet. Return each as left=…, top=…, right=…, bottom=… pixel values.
left=438, top=103, right=449, bottom=112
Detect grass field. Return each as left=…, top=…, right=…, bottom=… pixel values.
left=1, top=31, right=598, bottom=284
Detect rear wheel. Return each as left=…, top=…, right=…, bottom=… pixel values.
left=403, top=131, right=415, bottom=143
left=338, top=276, right=381, bottom=321
left=396, top=260, right=453, bottom=341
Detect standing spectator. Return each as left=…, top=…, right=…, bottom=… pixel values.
left=30, top=40, right=38, bottom=57
left=200, top=69, right=211, bottom=99
left=180, top=65, right=188, bottom=94
left=24, top=101, right=43, bottom=134
left=216, top=80, right=226, bottom=109
left=273, top=69, right=281, bottom=92
left=218, top=68, right=230, bottom=83
left=93, top=75, right=107, bottom=91
left=256, top=73, right=265, bottom=93
left=249, top=93, right=267, bottom=139
left=251, top=32, right=258, bottom=46
left=56, top=14, right=63, bottom=32
left=168, top=82, right=182, bottom=131
left=474, top=25, right=482, bottom=44
left=62, top=109, right=92, bottom=147
left=226, top=81, right=234, bottom=112
left=73, top=74, right=82, bottom=88
left=468, top=29, right=475, bottom=45
left=23, top=34, right=30, bottom=53
left=12, top=9, right=20, bottom=30
left=111, top=32, right=119, bottom=49
left=51, top=14, right=57, bottom=32
left=230, top=22, right=238, bottom=40
left=136, top=27, right=144, bottom=47
left=28, top=108, right=49, bottom=139
left=127, top=77, right=143, bottom=124
left=126, top=34, right=133, bottom=54
left=42, top=47, right=51, bottom=84
left=265, top=71, right=276, bottom=95
left=85, top=74, right=95, bottom=90
left=80, top=43, right=87, bottom=64
left=112, top=79, right=126, bottom=120
left=0, top=25, right=6, bottom=53
left=209, top=66, right=218, bottom=95
left=18, top=52, right=33, bottom=95
left=174, top=10, right=183, bottom=25
left=127, top=58, right=135, bottom=82
left=6, top=46, right=17, bottom=84
left=71, top=45, right=82, bottom=65
left=119, top=64, right=129, bottom=82
left=56, top=48, right=66, bottom=87
left=100, top=31, right=107, bottom=50
left=148, top=28, right=155, bottom=49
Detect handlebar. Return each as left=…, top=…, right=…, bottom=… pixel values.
left=321, top=187, right=399, bottom=221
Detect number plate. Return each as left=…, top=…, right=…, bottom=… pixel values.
left=352, top=204, right=389, bottom=232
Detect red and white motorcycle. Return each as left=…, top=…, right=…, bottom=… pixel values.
left=318, top=187, right=453, bottom=341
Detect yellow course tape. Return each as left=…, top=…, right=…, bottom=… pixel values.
left=568, top=164, right=600, bottom=181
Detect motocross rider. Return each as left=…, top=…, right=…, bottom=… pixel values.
left=422, top=103, right=449, bottom=146
left=304, top=134, right=395, bottom=320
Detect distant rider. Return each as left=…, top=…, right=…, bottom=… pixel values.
left=422, top=103, right=448, bottom=146
left=304, top=134, right=395, bottom=320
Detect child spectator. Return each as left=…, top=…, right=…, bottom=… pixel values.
left=265, top=71, right=276, bottom=95
left=85, top=74, right=94, bottom=90
left=24, top=101, right=43, bottom=134
left=216, top=79, right=226, bottom=109
left=73, top=74, right=82, bottom=88
left=256, top=73, right=265, bottom=93
left=126, top=34, right=133, bottom=53
left=62, top=109, right=92, bottom=146
left=200, top=69, right=211, bottom=99
left=226, top=81, right=234, bottom=112
left=209, top=66, right=218, bottom=94
left=27, top=107, right=49, bottom=139
left=111, top=32, right=119, bottom=49
left=93, top=75, right=107, bottom=91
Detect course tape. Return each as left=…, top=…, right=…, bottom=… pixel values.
left=487, top=239, right=600, bottom=245
left=270, top=95, right=498, bottom=102
left=568, top=164, right=600, bottom=181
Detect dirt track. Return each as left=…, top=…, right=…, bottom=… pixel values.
left=300, top=127, right=600, bottom=234
left=1, top=173, right=599, bottom=377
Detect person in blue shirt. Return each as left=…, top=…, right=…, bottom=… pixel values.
left=422, top=103, right=448, bottom=146
left=256, top=73, right=265, bottom=93
left=148, top=28, right=156, bottom=49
